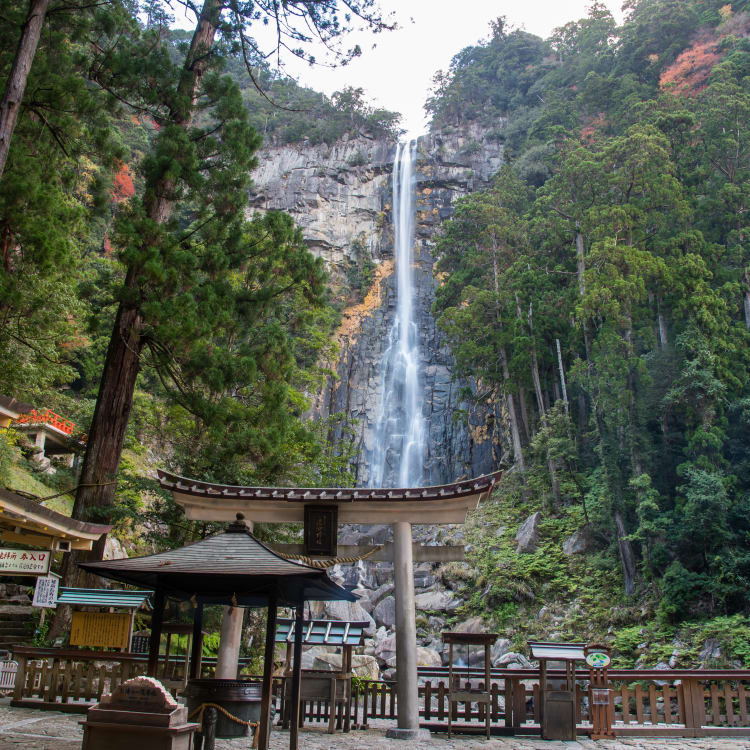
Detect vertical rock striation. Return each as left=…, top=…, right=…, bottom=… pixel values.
left=249, top=123, right=506, bottom=485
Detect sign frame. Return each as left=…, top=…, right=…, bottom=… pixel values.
left=32, top=575, right=59, bottom=608
left=303, top=504, right=338, bottom=557
left=0, top=548, right=51, bottom=575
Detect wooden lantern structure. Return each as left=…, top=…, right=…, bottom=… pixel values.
left=276, top=618, right=368, bottom=734
left=529, top=641, right=586, bottom=741
left=443, top=631, right=498, bottom=739
left=79, top=514, right=356, bottom=750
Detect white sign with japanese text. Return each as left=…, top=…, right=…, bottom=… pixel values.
left=32, top=576, right=58, bottom=608
left=0, top=548, right=51, bottom=575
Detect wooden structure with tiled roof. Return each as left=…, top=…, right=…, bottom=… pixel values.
left=80, top=514, right=356, bottom=750
left=0, top=487, right=111, bottom=552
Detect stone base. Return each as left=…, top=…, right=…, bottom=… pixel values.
left=384, top=727, right=431, bottom=741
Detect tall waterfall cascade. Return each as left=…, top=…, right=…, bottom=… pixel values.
left=368, top=141, right=426, bottom=488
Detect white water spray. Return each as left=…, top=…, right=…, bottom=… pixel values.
left=369, top=141, right=426, bottom=488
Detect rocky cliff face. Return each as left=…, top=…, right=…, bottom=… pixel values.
left=249, top=123, right=506, bottom=485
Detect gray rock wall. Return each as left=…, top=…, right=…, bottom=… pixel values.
left=249, top=123, right=506, bottom=485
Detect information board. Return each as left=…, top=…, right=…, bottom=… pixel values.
left=32, top=576, right=58, bottom=608
left=0, top=548, right=51, bottom=575
left=70, top=611, right=130, bottom=649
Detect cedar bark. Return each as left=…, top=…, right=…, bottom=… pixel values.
left=73, top=0, right=222, bottom=518
left=491, top=246, right=524, bottom=469
left=743, top=271, right=750, bottom=330
left=0, top=0, right=49, bottom=180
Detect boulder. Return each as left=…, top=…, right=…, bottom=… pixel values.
left=415, top=589, right=461, bottom=611
left=323, top=600, right=375, bottom=636
left=368, top=582, right=394, bottom=607
left=562, top=528, right=594, bottom=555
left=104, top=536, right=127, bottom=561
left=416, top=647, right=442, bottom=667
left=491, top=638, right=512, bottom=666
left=455, top=616, right=485, bottom=634
left=515, top=512, right=541, bottom=554
left=495, top=652, right=533, bottom=669
left=373, top=596, right=396, bottom=628
left=375, top=632, right=397, bottom=660
left=301, top=646, right=330, bottom=669
left=312, top=652, right=380, bottom=680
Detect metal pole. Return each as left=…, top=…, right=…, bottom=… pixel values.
left=257, top=594, right=277, bottom=750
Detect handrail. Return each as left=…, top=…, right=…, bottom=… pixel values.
left=416, top=666, right=750, bottom=680
left=15, top=409, right=75, bottom=435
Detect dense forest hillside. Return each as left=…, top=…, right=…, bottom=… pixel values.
left=425, top=0, right=750, bottom=663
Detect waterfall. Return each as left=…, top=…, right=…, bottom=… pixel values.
left=368, top=141, right=426, bottom=488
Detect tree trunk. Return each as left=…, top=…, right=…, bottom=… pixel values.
left=615, top=511, right=637, bottom=596
left=0, top=0, right=49, bottom=181
left=73, top=292, right=145, bottom=518
left=72, top=0, right=222, bottom=519
left=743, top=272, right=750, bottom=330
left=575, top=229, right=593, bottom=359
left=492, top=247, right=523, bottom=470
left=517, top=388, right=531, bottom=442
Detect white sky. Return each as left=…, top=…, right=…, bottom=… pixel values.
left=285, top=1, right=624, bottom=135
left=173, top=1, right=625, bottom=135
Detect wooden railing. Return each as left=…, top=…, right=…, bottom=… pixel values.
left=15, top=409, right=75, bottom=435
left=10, top=649, right=750, bottom=738
left=10, top=647, right=254, bottom=711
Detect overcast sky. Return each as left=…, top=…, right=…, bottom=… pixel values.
left=174, top=1, right=625, bottom=135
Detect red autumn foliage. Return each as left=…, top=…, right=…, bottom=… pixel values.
left=111, top=162, right=135, bottom=203
left=660, top=37, right=722, bottom=96
left=103, top=232, right=113, bottom=255
left=580, top=112, right=607, bottom=143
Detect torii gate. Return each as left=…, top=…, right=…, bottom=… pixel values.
left=158, top=469, right=501, bottom=740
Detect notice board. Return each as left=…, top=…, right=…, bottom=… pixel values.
left=70, top=611, right=130, bottom=649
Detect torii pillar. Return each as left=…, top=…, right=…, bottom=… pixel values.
left=386, top=521, right=430, bottom=740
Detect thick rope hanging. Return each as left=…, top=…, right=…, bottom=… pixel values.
left=188, top=702, right=260, bottom=748
left=274, top=545, right=382, bottom=568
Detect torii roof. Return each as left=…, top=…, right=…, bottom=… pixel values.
left=79, top=516, right=357, bottom=606
left=158, top=470, right=502, bottom=524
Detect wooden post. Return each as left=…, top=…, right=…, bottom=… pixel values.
left=257, top=595, right=277, bottom=750
left=289, top=599, right=304, bottom=750
left=189, top=602, right=203, bottom=680
left=147, top=589, right=165, bottom=677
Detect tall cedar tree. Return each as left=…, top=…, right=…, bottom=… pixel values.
left=74, top=0, right=392, bottom=524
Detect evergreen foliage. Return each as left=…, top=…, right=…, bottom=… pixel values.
left=430, top=0, right=750, bottom=625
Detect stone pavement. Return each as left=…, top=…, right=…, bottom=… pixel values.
left=0, top=701, right=748, bottom=750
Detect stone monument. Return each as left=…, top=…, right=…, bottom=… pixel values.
left=81, top=676, right=198, bottom=750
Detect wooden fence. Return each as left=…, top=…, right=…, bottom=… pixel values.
left=9, top=648, right=750, bottom=738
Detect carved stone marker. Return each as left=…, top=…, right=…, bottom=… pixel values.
left=81, top=676, right=198, bottom=750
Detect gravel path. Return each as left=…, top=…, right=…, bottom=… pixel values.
left=0, top=701, right=748, bottom=750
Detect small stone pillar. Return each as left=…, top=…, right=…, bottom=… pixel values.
left=386, top=521, right=429, bottom=741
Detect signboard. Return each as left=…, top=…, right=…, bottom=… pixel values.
left=0, top=548, right=51, bottom=575
left=585, top=651, right=611, bottom=669
left=303, top=504, right=338, bottom=557
left=70, top=611, right=130, bottom=649
left=591, top=688, right=612, bottom=705
left=32, top=576, right=58, bottom=608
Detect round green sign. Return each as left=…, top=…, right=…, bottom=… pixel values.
left=585, top=651, right=611, bottom=668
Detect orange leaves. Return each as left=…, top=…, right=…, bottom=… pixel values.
left=111, top=161, right=135, bottom=203
left=660, top=37, right=722, bottom=97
